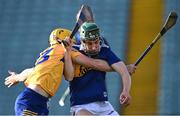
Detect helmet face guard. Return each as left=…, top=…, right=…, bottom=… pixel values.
left=81, top=37, right=101, bottom=56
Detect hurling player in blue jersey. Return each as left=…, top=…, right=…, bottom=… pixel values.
left=70, top=22, right=132, bottom=115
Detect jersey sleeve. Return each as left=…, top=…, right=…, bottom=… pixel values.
left=71, top=50, right=81, bottom=59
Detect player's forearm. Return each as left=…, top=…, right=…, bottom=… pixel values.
left=88, top=59, right=113, bottom=71
left=64, top=51, right=74, bottom=81
left=112, top=61, right=131, bottom=92
left=74, top=54, right=113, bottom=72
left=121, top=71, right=131, bottom=92
left=17, top=68, right=34, bottom=82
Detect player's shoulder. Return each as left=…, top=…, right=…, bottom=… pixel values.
left=99, top=46, right=113, bottom=56
left=101, top=46, right=110, bottom=51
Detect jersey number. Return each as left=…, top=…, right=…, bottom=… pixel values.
left=36, top=48, right=53, bottom=65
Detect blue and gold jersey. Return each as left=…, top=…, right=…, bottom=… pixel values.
left=70, top=45, right=121, bottom=106
left=24, top=44, right=80, bottom=97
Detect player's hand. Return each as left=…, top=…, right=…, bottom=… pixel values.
left=63, top=37, right=73, bottom=47
left=4, top=70, right=19, bottom=88
left=120, top=90, right=131, bottom=106
left=126, top=64, right=137, bottom=75
left=63, top=37, right=74, bottom=52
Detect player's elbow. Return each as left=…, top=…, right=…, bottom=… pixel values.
left=65, top=76, right=73, bottom=81
left=65, top=77, right=73, bottom=81
left=64, top=73, right=74, bottom=81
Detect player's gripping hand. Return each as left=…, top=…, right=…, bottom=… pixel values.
left=63, top=36, right=78, bottom=53
left=64, top=37, right=73, bottom=50
left=126, top=64, right=137, bottom=75
left=62, top=36, right=74, bottom=48
left=4, top=70, right=19, bottom=88
left=120, top=90, right=131, bottom=106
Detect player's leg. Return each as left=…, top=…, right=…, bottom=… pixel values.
left=15, top=103, right=38, bottom=116
left=15, top=94, right=38, bottom=115
left=71, top=101, right=119, bottom=116
left=72, top=101, right=119, bottom=116
left=71, top=103, right=94, bottom=116
left=75, top=109, right=93, bottom=115
left=14, top=88, right=49, bottom=115
left=98, top=101, right=119, bottom=116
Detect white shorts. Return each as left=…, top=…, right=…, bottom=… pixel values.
left=70, top=101, right=119, bottom=116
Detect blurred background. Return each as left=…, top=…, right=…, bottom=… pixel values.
left=0, top=0, right=180, bottom=115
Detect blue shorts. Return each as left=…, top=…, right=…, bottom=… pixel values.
left=15, top=88, right=49, bottom=115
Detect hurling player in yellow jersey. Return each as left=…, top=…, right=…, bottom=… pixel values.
left=4, top=28, right=76, bottom=115
left=4, top=28, right=116, bottom=115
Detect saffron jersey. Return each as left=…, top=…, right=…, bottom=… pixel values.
left=25, top=44, right=80, bottom=97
